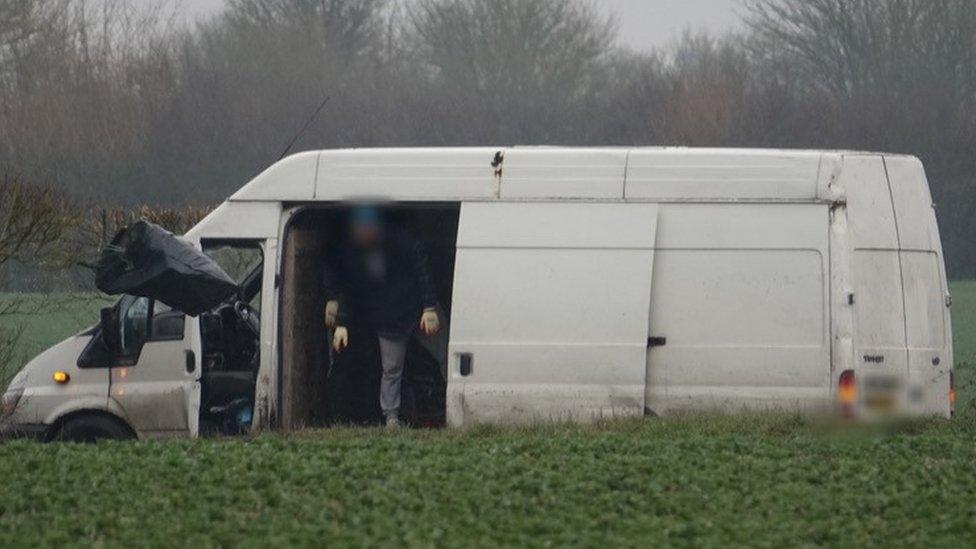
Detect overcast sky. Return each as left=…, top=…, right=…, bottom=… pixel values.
left=602, top=0, right=742, bottom=50
left=172, top=0, right=742, bottom=50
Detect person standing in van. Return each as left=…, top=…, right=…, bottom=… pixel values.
left=324, top=207, right=444, bottom=428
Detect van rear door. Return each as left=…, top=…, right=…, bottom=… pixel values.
left=846, top=155, right=951, bottom=417
left=447, top=203, right=658, bottom=425
left=885, top=156, right=952, bottom=416
left=845, top=156, right=910, bottom=414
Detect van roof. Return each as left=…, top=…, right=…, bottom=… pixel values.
left=229, top=147, right=909, bottom=203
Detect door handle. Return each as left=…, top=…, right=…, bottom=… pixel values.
left=185, top=350, right=196, bottom=374
left=648, top=337, right=667, bottom=348
left=458, top=353, right=473, bottom=377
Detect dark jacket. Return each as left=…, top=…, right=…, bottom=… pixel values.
left=323, top=226, right=438, bottom=337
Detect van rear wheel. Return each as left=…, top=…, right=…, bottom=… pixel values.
left=53, top=415, right=135, bottom=443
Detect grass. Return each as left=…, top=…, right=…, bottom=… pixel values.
left=0, top=285, right=974, bottom=546
left=951, top=282, right=976, bottom=361
left=1, top=417, right=976, bottom=546
left=949, top=281, right=976, bottom=415
left=0, top=294, right=112, bottom=384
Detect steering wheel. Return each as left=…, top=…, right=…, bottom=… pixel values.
left=233, top=301, right=260, bottom=338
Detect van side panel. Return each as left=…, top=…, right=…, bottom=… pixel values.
left=648, top=203, right=831, bottom=413
left=315, top=148, right=499, bottom=200
left=625, top=150, right=822, bottom=201
left=254, top=237, right=280, bottom=430
left=186, top=201, right=282, bottom=241
left=448, top=203, right=658, bottom=425
left=501, top=149, right=627, bottom=199
left=230, top=152, right=319, bottom=202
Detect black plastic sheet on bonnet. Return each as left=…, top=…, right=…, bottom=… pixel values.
left=95, top=220, right=239, bottom=316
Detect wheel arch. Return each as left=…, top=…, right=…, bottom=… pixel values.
left=45, top=409, right=138, bottom=442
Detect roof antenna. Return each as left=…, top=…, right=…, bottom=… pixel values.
left=278, top=95, right=332, bottom=161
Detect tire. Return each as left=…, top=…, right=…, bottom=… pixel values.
left=53, top=414, right=135, bottom=443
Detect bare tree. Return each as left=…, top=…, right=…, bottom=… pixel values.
left=408, top=0, right=617, bottom=142
left=744, top=0, right=976, bottom=102
left=0, top=171, right=209, bottom=379
left=82, top=204, right=212, bottom=252
left=224, top=0, right=387, bottom=57
left=0, top=0, right=182, bottom=204
left=743, top=0, right=976, bottom=276
left=0, top=173, right=78, bottom=271
left=0, top=172, right=80, bottom=374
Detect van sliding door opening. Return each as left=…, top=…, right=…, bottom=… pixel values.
left=279, top=205, right=461, bottom=429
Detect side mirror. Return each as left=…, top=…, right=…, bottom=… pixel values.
left=100, top=307, right=121, bottom=352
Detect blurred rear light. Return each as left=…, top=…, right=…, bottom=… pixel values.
left=838, top=370, right=856, bottom=418
left=950, top=371, right=956, bottom=416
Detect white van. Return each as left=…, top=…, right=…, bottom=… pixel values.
left=0, top=147, right=954, bottom=441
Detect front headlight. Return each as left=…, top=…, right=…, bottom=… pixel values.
left=1, top=389, right=23, bottom=419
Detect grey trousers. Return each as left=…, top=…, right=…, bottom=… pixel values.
left=378, top=317, right=449, bottom=419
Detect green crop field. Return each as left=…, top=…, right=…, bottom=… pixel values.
left=0, top=294, right=113, bottom=384
left=0, top=285, right=975, bottom=546
left=948, top=281, right=976, bottom=415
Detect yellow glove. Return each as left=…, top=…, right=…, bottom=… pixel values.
left=325, top=300, right=339, bottom=328
left=333, top=326, right=349, bottom=352
left=419, top=308, right=440, bottom=336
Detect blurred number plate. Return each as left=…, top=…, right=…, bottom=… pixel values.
left=864, top=376, right=901, bottom=413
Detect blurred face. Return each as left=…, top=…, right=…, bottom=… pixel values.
left=350, top=220, right=382, bottom=248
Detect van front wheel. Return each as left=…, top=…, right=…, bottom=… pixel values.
left=53, top=414, right=135, bottom=443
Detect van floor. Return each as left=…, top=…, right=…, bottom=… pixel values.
left=324, top=325, right=446, bottom=427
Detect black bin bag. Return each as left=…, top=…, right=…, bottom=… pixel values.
left=95, top=220, right=239, bottom=316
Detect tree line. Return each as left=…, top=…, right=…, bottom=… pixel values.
left=0, top=172, right=208, bottom=364
left=1, top=0, right=975, bottom=277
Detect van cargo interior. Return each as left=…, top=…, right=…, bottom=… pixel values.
left=279, top=205, right=461, bottom=429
